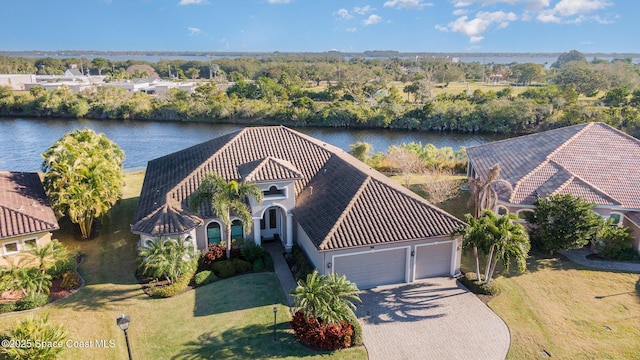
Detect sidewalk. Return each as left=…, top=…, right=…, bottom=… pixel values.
left=559, top=247, right=640, bottom=273
left=263, top=241, right=298, bottom=306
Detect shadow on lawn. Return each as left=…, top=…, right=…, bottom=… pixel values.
left=53, top=284, right=145, bottom=312
left=171, top=323, right=320, bottom=359
left=356, top=281, right=467, bottom=325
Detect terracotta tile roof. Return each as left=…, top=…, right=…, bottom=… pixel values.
left=467, top=122, right=640, bottom=208
left=0, top=171, right=59, bottom=239
left=133, top=126, right=463, bottom=249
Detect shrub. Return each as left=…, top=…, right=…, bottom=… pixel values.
left=292, top=244, right=313, bottom=281
left=240, top=242, right=266, bottom=262
left=290, top=311, right=354, bottom=350
left=194, top=270, right=217, bottom=286
left=231, top=258, right=251, bottom=274
left=458, top=272, right=500, bottom=296
left=199, top=244, right=226, bottom=270
left=252, top=258, right=265, bottom=272
left=60, top=272, right=82, bottom=290
left=345, top=307, right=363, bottom=346
left=46, top=253, right=78, bottom=279
left=211, top=260, right=236, bottom=279
left=0, top=302, right=16, bottom=314
left=596, top=223, right=639, bottom=261
left=15, top=293, right=49, bottom=311
left=0, top=315, right=68, bottom=360
left=148, top=273, right=192, bottom=298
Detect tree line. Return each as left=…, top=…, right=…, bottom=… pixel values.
left=2, top=50, right=640, bottom=136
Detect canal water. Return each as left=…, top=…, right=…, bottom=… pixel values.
left=0, top=118, right=506, bottom=172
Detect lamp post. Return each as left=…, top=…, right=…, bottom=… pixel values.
left=273, top=306, right=278, bottom=342
left=116, top=314, right=133, bottom=360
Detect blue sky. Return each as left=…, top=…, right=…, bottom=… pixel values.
left=0, top=0, right=636, bottom=53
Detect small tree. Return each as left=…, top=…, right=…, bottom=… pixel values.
left=595, top=220, right=637, bottom=261
left=453, top=210, right=530, bottom=284
left=528, top=193, right=601, bottom=253
left=419, top=168, right=462, bottom=204
left=42, top=129, right=124, bottom=238
left=348, top=142, right=373, bottom=163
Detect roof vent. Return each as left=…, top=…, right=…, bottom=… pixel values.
left=310, top=186, right=313, bottom=195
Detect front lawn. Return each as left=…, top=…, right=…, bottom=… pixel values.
left=461, top=252, right=640, bottom=360
left=0, top=171, right=366, bottom=360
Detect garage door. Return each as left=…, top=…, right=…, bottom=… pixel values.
left=415, top=242, right=452, bottom=279
left=333, top=248, right=407, bottom=290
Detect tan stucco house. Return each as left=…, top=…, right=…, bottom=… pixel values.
left=132, top=126, right=464, bottom=289
left=466, top=122, right=640, bottom=253
left=0, top=171, right=59, bottom=267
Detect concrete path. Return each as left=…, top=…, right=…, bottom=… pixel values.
left=263, top=241, right=297, bottom=306
left=559, top=248, right=640, bottom=273
left=356, top=278, right=510, bottom=360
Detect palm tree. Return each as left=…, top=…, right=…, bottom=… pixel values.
left=189, top=173, right=263, bottom=259
left=0, top=315, right=68, bottom=360
left=0, top=259, right=50, bottom=296
left=466, top=163, right=513, bottom=280
left=291, top=270, right=360, bottom=324
left=138, top=237, right=194, bottom=284
left=27, top=239, right=66, bottom=275
left=454, top=210, right=530, bottom=284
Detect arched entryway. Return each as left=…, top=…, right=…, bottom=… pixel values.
left=260, top=206, right=283, bottom=242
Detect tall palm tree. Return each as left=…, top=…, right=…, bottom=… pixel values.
left=189, top=173, right=263, bottom=259
left=466, top=163, right=513, bottom=280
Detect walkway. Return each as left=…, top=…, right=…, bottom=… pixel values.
left=356, top=278, right=510, bottom=360
left=263, top=241, right=297, bottom=306
left=559, top=248, right=640, bottom=273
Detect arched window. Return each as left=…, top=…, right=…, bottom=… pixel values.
left=231, top=220, right=244, bottom=241
left=207, top=222, right=222, bottom=245
left=496, top=206, right=508, bottom=216
left=609, top=212, right=623, bottom=226
left=517, top=210, right=534, bottom=222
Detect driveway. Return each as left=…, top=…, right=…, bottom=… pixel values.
left=355, top=277, right=510, bottom=360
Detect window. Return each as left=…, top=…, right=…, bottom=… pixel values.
left=263, top=186, right=285, bottom=197
left=269, top=208, right=277, bottom=229
left=609, top=213, right=622, bottom=226
left=3, top=241, right=19, bottom=255
left=22, top=238, right=38, bottom=251
left=231, top=220, right=244, bottom=241
left=496, top=206, right=508, bottom=216
left=207, top=222, right=222, bottom=245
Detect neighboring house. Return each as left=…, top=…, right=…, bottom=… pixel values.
left=0, top=74, right=37, bottom=91
left=132, top=126, right=464, bottom=289
left=466, top=122, right=640, bottom=252
left=0, top=171, right=60, bottom=267
left=64, top=68, right=83, bottom=78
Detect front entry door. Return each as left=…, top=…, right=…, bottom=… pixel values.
left=260, top=207, right=281, bottom=241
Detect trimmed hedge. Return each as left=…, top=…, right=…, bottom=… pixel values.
left=212, top=260, right=236, bottom=279
left=0, top=302, right=17, bottom=314
left=345, top=307, right=363, bottom=346
left=290, top=311, right=354, bottom=350
left=194, top=270, right=217, bottom=286
left=231, top=258, right=252, bottom=274
left=15, top=293, right=49, bottom=311
left=148, top=273, right=193, bottom=298
left=458, top=272, right=500, bottom=296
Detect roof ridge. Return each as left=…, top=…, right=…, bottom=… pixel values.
left=509, top=123, right=593, bottom=202
left=318, top=176, right=372, bottom=250
left=466, top=122, right=591, bottom=151
left=243, top=156, right=272, bottom=182
left=167, top=128, right=248, bottom=204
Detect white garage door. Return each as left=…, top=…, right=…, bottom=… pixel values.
left=333, top=248, right=407, bottom=290
left=415, top=242, right=453, bottom=279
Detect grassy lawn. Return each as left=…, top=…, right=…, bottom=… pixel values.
left=0, top=171, right=366, bottom=360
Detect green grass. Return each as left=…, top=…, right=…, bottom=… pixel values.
left=0, top=171, right=366, bottom=360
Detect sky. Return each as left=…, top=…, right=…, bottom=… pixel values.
left=0, top=0, right=637, bottom=53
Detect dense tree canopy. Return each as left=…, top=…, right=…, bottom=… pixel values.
left=42, top=129, right=125, bottom=238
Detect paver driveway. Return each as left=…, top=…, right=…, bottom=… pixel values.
left=355, top=277, right=510, bottom=360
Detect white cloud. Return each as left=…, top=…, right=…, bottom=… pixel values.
left=336, top=8, right=353, bottom=19
left=362, top=14, right=383, bottom=25
left=188, top=27, right=202, bottom=36
left=441, top=11, right=517, bottom=42
left=383, top=0, right=432, bottom=9
left=266, top=0, right=291, bottom=3
left=346, top=27, right=358, bottom=32
left=178, top=0, right=208, bottom=5
left=536, top=0, right=612, bottom=23
left=453, top=9, right=469, bottom=15
left=354, top=5, right=375, bottom=14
